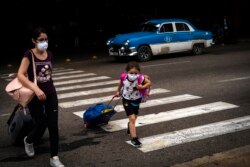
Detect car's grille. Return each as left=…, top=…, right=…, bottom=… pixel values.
left=111, top=44, right=121, bottom=52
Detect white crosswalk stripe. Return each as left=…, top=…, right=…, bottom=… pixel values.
left=56, top=80, right=118, bottom=92
left=0, top=74, right=10, bottom=79
left=54, top=67, right=74, bottom=70
left=54, top=76, right=111, bottom=86
left=53, top=73, right=96, bottom=81
left=58, top=87, right=117, bottom=99
left=53, top=69, right=84, bottom=75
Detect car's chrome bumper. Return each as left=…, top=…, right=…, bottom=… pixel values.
left=108, top=46, right=137, bottom=56
left=205, top=39, right=214, bottom=47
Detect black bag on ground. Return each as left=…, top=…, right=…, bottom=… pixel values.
left=7, top=104, right=46, bottom=146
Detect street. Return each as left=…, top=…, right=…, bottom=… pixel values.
left=0, top=42, right=250, bottom=167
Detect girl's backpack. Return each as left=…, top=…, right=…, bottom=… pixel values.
left=120, top=72, right=151, bottom=102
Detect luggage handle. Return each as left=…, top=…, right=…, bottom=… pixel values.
left=107, top=96, right=121, bottom=109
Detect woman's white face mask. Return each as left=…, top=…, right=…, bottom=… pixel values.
left=37, top=41, right=48, bottom=51
left=127, top=74, right=139, bottom=81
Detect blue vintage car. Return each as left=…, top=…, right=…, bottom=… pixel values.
left=106, top=18, right=213, bottom=62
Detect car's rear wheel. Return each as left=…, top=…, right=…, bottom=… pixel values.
left=137, top=45, right=152, bottom=62
left=192, top=43, right=204, bottom=55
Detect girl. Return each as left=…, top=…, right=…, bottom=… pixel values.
left=115, top=61, right=151, bottom=147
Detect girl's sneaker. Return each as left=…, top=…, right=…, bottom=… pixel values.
left=50, top=156, right=65, bottom=167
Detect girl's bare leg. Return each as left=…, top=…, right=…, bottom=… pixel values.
left=128, top=114, right=137, bottom=138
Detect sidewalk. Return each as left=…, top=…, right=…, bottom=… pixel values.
left=171, top=145, right=250, bottom=167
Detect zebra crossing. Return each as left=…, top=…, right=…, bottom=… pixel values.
left=130, top=116, right=250, bottom=152
left=2, top=68, right=249, bottom=154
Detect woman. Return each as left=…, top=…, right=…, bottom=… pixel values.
left=17, top=27, right=64, bottom=167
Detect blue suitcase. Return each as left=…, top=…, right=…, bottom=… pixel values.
left=83, top=97, right=120, bottom=128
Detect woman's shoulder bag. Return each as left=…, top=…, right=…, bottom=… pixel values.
left=5, top=51, right=37, bottom=107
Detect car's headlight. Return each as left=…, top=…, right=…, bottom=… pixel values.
left=120, top=46, right=125, bottom=51
left=124, top=40, right=130, bottom=46
left=106, top=40, right=111, bottom=45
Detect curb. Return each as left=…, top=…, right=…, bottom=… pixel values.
left=170, top=145, right=250, bottom=167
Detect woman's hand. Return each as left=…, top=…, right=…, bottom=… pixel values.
left=35, top=87, right=46, bottom=101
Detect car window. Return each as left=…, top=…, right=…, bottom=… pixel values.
left=160, top=23, right=173, bottom=33
left=138, top=23, right=159, bottom=32
left=176, top=23, right=190, bottom=31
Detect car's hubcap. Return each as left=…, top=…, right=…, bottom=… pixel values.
left=139, top=47, right=150, bottom=60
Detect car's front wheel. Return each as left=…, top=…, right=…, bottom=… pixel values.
left=192, top=43, right=204, bottom=55
left=137, top=45, right=152, bottom=62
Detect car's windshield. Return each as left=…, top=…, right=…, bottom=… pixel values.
left=137, top=23, right=159, bottom=32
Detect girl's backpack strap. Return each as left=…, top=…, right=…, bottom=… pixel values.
left=120, top=73, right=127, bottom=83
left=138, top=74, right=144, bottom=84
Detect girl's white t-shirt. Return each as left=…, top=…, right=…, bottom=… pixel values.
left=122, top=76, right=144, bottom=100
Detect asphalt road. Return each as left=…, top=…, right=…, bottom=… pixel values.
left=0, top=42, right=250, bottom=167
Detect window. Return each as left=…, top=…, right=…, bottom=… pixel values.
left=139, top=23, right=158, bottom=32
left=176, top=23, right=190, bottom=31
left=160, top=23, right=173, bottom=33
